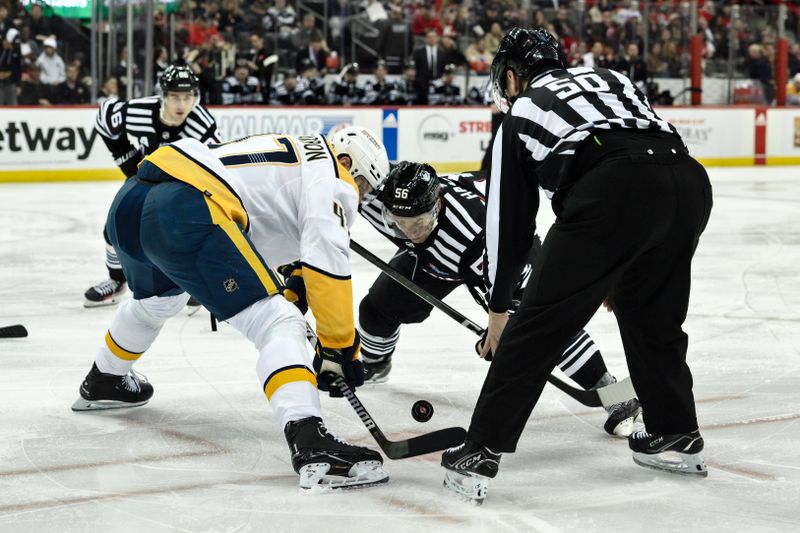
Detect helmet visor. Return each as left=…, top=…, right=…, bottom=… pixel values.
left=489, top=57, right=510, bottom=113
left=383, top=201, right=439, bottom=243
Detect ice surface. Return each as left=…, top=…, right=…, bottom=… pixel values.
left=1, top=167, right=799, bottom=532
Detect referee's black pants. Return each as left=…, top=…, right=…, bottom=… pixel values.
left=467, top=134, right=713, bottom=452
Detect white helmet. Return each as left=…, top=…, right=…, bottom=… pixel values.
left=330, top=126, right=390, bottom=200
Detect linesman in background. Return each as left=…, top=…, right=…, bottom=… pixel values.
left=441, top=28, right=713, bottom=503
left=86, top=65, right=222, bottom=307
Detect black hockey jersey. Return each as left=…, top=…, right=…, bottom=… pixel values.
left=221, top=75, right=263, bottom=105
left=428, top=80, right=462, bottom=106
left=360, top=174, right=487, bottom=289
left=95, top=96, right=222, bottom=177
left=328, top=80, right=366, bottom=105
left=389, top=78, right=420, bottom=105
left=363, top=79, right=397, bottom=105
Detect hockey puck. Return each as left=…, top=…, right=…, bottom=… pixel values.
left=411, top=400, right=434, bottom=423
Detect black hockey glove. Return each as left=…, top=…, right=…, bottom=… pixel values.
left=314, top=330, right=364, bottom=397
left=278, top=262, right=308, bottom=315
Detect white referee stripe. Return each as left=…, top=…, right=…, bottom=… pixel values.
left=518, top=133, right=551, bottom=162
left=486, top=123, right=503, bottom=293
left=126, top=116, right=154, bottom=125
left=512, top=97, right=574, bottom=139
left=127, top=125, right=156, bottom=133
left=568, top=95, right=607, bottom=124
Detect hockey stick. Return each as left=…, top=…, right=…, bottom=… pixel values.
left=0, top=325, right=28, bottom=338
left=349, top=240, right=635, bottom=409
left=304, top=325, right=467, bottom=459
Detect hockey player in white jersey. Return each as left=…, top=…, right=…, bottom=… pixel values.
left=71, top=132, right=388, bottom=490
left=84, top=64, right=222, bottom=308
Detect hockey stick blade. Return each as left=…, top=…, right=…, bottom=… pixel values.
left=0, top=325, right=28, bottom=338
left=335, top=377, right=466, bottom=459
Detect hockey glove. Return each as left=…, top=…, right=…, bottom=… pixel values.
left=314, top=330, right=364, bottom=397
left=278, top=262, right=308, bottom=315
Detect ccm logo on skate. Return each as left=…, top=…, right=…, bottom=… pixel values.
left=455, top=454, right=482, bottom=470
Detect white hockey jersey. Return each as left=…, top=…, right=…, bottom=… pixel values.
left=143, top=134, right=359, bottom=348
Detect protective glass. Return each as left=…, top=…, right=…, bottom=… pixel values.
left=383, top=201, right=440, bottom=243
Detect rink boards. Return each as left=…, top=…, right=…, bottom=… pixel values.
left=1, top=105, right=799, bottom=182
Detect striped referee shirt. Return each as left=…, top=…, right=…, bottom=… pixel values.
left=96, top=96, right=222, bottom=177
left=486, top=66, right=682, bottom=312
left=360, top=174, right=486, bottom=287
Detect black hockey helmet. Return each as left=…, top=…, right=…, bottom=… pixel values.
left=489, top=27, right=565, bottom=112
left=381, top=161, right=441, bottom=217
left=342, top=62, right=359, bottom=77
left=159, top=64, right=199, bottom=95
left=443, top=63, right=457, bottom=75
left=381, top=161, right=443, bottom=243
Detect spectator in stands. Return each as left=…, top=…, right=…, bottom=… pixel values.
left=292, top=12, right=318, bottom=50
left=328, top=62, right=365, bottom=106
left=428, top=63, right=462, bottom=106
left=218, top=0, right=243, bottom=35
left=17, top=25, right=38, bottom=68
left=222, top=62, right=263, bottom=105
left=789, top=43, right=800, bottom=77
left=786, top=73, right=800, bottom=105
left=465, top=36, right=494, bottom=73
left=36, top=36, right=64, bottom=86
left=97, top=75, right=119, bottom=104
left=363, top=59, right=395, bottom=105
left=0, top=27, right=21, bottom=105
left=746, top=43, right=775, bottom=104
left=25, top=3, right=52, bottom=48
left=483, top=22, right=505, bottom=54
left=376, top=4, right=412, bottom=74
left=270, top=69, right=302, bottom=105
left=478, top=3, right=502, bottom=36
left=53, top=63, right=89, bottom=104
left=243, top=32, right=277, bottom=101
left=615, top=42, right=647, bottom=90
left=647, top=42, right=668, bottom=78
left=440, top=34, right=467, bottom=69
left=263, top=0, right=296, bottom=48
left=411, top=5, right=442, bottom=36
left=0, top=4, right=13, bottom=38
left=154, top=46, right=170, bottom=90
left=295, top=32, right=328, bottom=73
left=188, top=14, right=220, bottom=47
left=17, top=63, right=50, bottom=105
left=390, top=59, right=420, bottom=106
left=412, top=29, right=445, bottom=104
left=114, top=45, right=138, bottom=98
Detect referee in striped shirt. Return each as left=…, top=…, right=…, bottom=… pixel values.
left=442, top=28, right=714, bottom=502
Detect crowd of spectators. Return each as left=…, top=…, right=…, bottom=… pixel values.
left=1, top=0, right=799, bottom=107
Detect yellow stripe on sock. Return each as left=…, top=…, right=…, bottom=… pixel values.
left=264, top=367, right=317, bottom=400
left=105, top=331, right=143, bottom=361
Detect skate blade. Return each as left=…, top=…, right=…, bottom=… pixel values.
left=71, top=397, right=149, bottom=412
left=632, top=451, right=708, bottom=477
left=443, top=469, right=490, bottom=505
left=83, top=297, right=122, bottom=308
left=299, top=461, right=389, bottom=490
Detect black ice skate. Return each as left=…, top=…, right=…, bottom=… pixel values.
left=362, top=354, right=392, bottom=383
left=285, top=417, right=389, bottom=490
left=71, top=363, right=153, bottom=411
left=604, top=397, right=644, bottom=437
left=629, top=429, right=708, bottom=477
left=84, top=279, right=126, bottom=308
left=441, top=440, right=501, bottom=504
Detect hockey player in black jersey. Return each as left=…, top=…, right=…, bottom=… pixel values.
left=352, top=160, right=641, bottom=438
left=85, top=65, right=222, bottom=307
left=442, top=28, right=712, bottom=503
left=428, top=63, right=463, bottom=106
left=328, top=63, right=366, bottom=106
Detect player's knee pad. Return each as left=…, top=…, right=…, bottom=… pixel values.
left=227, top=294, right=307, bottom=351
left=132, top=293, right=191, bottom=327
